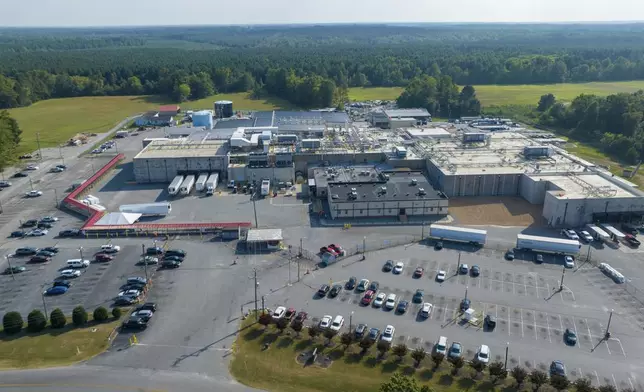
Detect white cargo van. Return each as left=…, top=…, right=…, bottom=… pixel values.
left=66, top=259, right=90, bottom=268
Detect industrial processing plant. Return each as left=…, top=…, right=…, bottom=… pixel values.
left=131, top=102, right=644, bottom=226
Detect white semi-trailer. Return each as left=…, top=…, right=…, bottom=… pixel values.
left=429, top=224, right=487, bottom=246
left=205, top=173, right=219, bottom=196
left=601, top=224, right=625, bottom=241
left=516, top=234, right=581, bottom=254
left=120, top=202, right=172, bottom=216
left=180, top=175, right=195, bottom=195
left=168, top=175, right=184, bottom=195
left=195, top=173, right=209, bottom=192
left=261, top=179, right=271, bottom=196
left=586, top=224, right=610, bottom=242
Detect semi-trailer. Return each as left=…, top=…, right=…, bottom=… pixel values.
left=428, top=224, right=487, bottom=246
left=168, top=175, right=185, bottom=196
left=180, top=175, right=195, bottom=195
left=205, top=173, right=219, bottom=196
left=516, top=234, right=580, bottom=254
left=119, top=202, right=172, bottom=216
left=195, top=173, right=209, bottom=192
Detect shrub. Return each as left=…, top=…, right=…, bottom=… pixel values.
left=411, top=347, right=426, bottom=367
left=512, top=366, right=528, bottom=386
left=50, top=308, right=66, bottom=329
left=93, top=306, right=109, bottom=322
left=27, top=309, right=47, bottom=332
left=450, top=356, right=465, bottom=375
left=431, top=352, right=445, bottom=369
left=530, top=370, right=549, bottom=391
left=359, top=337, right=374, bottom=353
left=291, top=321, right=303, bottom=337
left=111, top=307, right=122, bottom=319
left=258, top=313, right=272, bottom=329
left=307, top=326, right=319, bottom=341
left=489, top=361, right=508, bottom=383
left=550, top=375, right=570, bottom=391
left=323, top=328, right=337, bottom=344
left=340, top=332, right=353, bottom=350
left=72, top=306, right=88, bottom=326
left=392, top=343, right=408, bottom=361
left=598, top=385, right=617, bottom=392
left=2, top=311, right=23, bottom=334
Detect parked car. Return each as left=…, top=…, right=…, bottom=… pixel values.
left=413, top=289, right=424, bottom=303
left=381, top=325, right=395, bottom=342
left=564, top=328, right=577, bottom=345
left=162, top=260, right=180, bottom=268
left=3, top=266, right=26, bottom=274
left=271, top=306, right=286, bottom=320
left=564, top=256, right=575, bottom=268
left=40, top=216, right=59, bottom=223
left=420, top=302, right=433, bottom=318
left=15, top=247, right=38, bottom=256
left=165, top=249, right=186, bottom=257
left=13, top=172, right=28, bottom=178
left=0, top=180, right=12, bottom=187
left=317, top=284, right=330, bottom=297
left=505, top=250, right=515, bottom=260
left=10, top=230, right=25, bottom=238
left=114, top=296, right=137, bottom=306
left=133, top=309, right=154, bottom=322
left=163, top=255, right=184, bottom=263
left=41, top=246, right=59, bottom=253
left=396, top=300, right=409, bottom=314
left=122, top=316, right=148, bottom=330
left=459, top=263, right=469, bottom=274
left=367, top=281, right=379, bottom=292
left=35, top=250, right=55, bottom=258
left=127, top=277, right=147, bottom=285
left=625, top=234, right=641, bottom=247
left=373, top=292, right=386, bottom=308
left=413, top=267, right=424, bottom=278
left=29, top=255, right=50, bottom=263
left=393, top=261, right=404, bottom=274
left=329, top=284, right=342, bottom=297
left=484, top=315, right=497, bottom=330
left=293, top=311, right=308, bottom=324
left=434, top=241, right=444, bottom=250
left=330, top=315, right=344, bottom=331
left=621, top=223, right=638, bottom=236
left=44, top=286, right=68, bottom=295
left=95, top=253, right=114, bottom=262
left=345, top=276, right=357, bottom=290
left=367, top=327, right=380, bottom=341
left=448, top=342, right=463, bottom=359
left=460, top=298, right=471, bottom=311
left=26, top=165, right=39, bottom=171
left=27, top=229, right=48, bottom=236
left=50, top=167, right=64, bottom=173
left=21, top=219, right=38, bottom=228
left=550, top=360, right=566, bottom=377
left=361, top=290, right=376, bottom=306
left=436, top=270, right=446, bottom=282
left=118, top=289, right=142, bottom=298
left=137, top=302, right=157, bottom=312
left=284, top=308, right=296, bottom=321
left=577, top=230, right=594, bottom=242
left=476, top=345, right=490, bottom=364
left=319, top=315, right=333, bottom=329
left=354, top=323, right=368, bottom=339
left=385, top=293, right=397, bottom=310
left=25, top=190, right=43, bottom=197
left=139, top=256, right=158, bottom=264
left=146, top=247, right=164, bottom=255
left=471, top=265, right=481, bottom=276
left=382, top=260, right=394, bottom=272
left=101, top=244, right=121, bottom=253
left=535, top=254, right=544, bottom=263
left=53, top=279, right=71, bottom=288
left=37, top=222, right=54, bottom=229
left=59, top=229, right=82, bottom=237
left=561, top=229, right=579, bottom=240
left=356, top=279, right=370, bottom=292
left=59, top=269, right=81, bottom=278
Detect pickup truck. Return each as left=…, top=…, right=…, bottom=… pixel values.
left=625, top=234, right=641, bottom=247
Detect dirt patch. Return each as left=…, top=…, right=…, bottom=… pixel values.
left=449, top=197, right=544, bottom=226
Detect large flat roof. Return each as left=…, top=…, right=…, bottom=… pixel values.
left=134, top=140, right=228, bottom=159
left=535, top=174, right=638, bottom=199
left=329, top=171, right=444, bottom=203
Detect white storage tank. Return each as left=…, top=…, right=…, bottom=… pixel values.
left=192, top=110, right=213, bottom=129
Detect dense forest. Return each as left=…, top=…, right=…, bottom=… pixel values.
left=4, top=24, right=644, bottom=109
left=0, top=110, right=22, bottom=172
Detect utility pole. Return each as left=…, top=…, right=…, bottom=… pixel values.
left=586, top=245, right=592, bottom=263
left=78, top=246, right=84, bottom=261
left=261, top=295, right=265, bottom=315
left=605, top=309, right=614, bottom=339
left=41, top=289, right=49, bottom=321
left=287, top=258, right=291, bottom=286
left=421, top=223, right=425, bottom=240
left=29, top=176, right=34, bottom=191
left=5, top=256, right=15, bottom=281
left=253, top=268, right=259, bottom=320
left=299, top=237, right=303, bottom=257
left=363, top=236, right=366, bottom=256
left=464, top=286, right=468, bottom=301
left=504, top=342, right=509, bottom=369
left=36, top=132, right=42, bottom=160
left=456, top=252, right=461, bottom=275
left=142, top=244, right=149, bottom=282
left=559, top=266, right=565, bottom=291
left=350, top=311, right=354, bottom=332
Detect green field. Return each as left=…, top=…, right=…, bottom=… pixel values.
left=348, top=81, right=644, bottom=107
left=8, top=93, right=292, bottom=154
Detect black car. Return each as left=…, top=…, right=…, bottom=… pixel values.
left=346, top=276, right=357, bottom=290
left=460, top=298, right=471, bottom=311
left=146, top=247, right=164, bottom=256
left=56, top=164, right=68, bottom=170
left=15, top=247, right=38, bottom=256
left=36, top=250, right=55, bottom=258
left=12, top=172, right=28, bottom=178
left=368, top=281, right=379, bottom=292
left=354, top=323, right=368, bottom=339
left=122, top=316, right=148, bottom=330
left=121, top=283, right=146, bottom=291
left=563, top=328, right=577, bottom=345
left=471, top=265, right=481, bottom=277
left=41, top=246, right=59, bottom=253
left=10, top=230, right=25, bottom=238
left=165, top=249, right=186, bottom=257
left=127, top=277, right=147, bottom=285
left=505, top=250, right=515, bottom=260
left=383, top=260, right=394, bottom=272
left=37, top=222, right=54, bottom=229
left=4, top=266, right=26, bottom=274
left=22, top=220, right=38, bottom=228
left=114, top=296, right=137, bottom=306
left=162, top=260, right=180, bottom=268
left=53, top=279, right=71, bottom=288
left=367, top=327, right=380, bottom=341
left=484, top=314, right=496, bottom=330
left=317, top=284, right=330, bottom=297
left=58, top=229, right=82, bottom=237
left=29, top=255, right=50, bottom=263
left=329, top=284, right=342, bottom=297
left=137, top=302, right=157, bottom=312
left=434, top=241, right=444, bottom=250
left=396, top=300, right=409, bottom=314
left=163, top=255, right=184, bottom=263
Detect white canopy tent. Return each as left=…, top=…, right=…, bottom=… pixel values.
left=94, top=212, right=142, bottom=226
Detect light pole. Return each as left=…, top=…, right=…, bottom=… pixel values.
left=253, top=268, right=259, bottom=320
left=41, top=284, right=49, bottom=321
left=78, top=246, right=84, bottom=261
left=605, top=309, right=614, bottom=339
left=464, top=286, right=468, bottom=301
left=559, top=266, right=565, bottom=291
left=251, top=173, right=258, bottom=228
left=349, top=311, right=354, bottom=332
left=5, top=255, right=15, bottom=281
left=287, top=257, right=291, bottom=287
left=586, top=245, right=592, bottom=263
left=421, top=222, right=425, bottom=239
left=28, top=176, right=34, bottom=191
left=141, top=244, right=148, bottom=282
left=363, top=236, right=366, bottom=256
left=456, top=252, right=461, bottom=275
left=504, top=342, right=509, bottom=369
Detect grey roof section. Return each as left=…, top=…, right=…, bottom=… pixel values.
left=384, top=108, right=431, bottom=118
left=213, top=118, right=255, bottom=129
left=328, top=171, right=444, bottom=203
left=246, top=228, right=283, bottom=242
left=313, top=166, right=379, bottom=189
left=252, top=110, right=350, bottom=126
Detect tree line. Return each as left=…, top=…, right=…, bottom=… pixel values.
left=0, top=110, right=22, bottom=172
left=396, top=75, right=481, bottom=118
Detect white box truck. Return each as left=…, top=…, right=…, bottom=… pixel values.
left=261, top=179, right=271, bottom=197
left=429, top=224, right=487, bottom=246
left=119, top=202, right=172, bottom=216
left=195, top=173, right=209, bottom=192
left=586, top=224, right=610, bottom=242
left=516, top=234, right=581, bottom=254
left=180, top=175, right=195, bottom=195
left=205, top=173, right=219, bottom=196
left=168, top=175, right=184, bottom=196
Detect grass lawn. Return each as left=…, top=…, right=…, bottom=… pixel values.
left=230, top=318, right=517, bottom=392
left=8, top=93, right=293, bottom=154
left=0, top=319, right=120, bottom=369
left=348, top=81, right=644, bottom=107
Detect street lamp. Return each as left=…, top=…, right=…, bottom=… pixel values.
left=504, top=342, right=509, bottom=369
left=350, top=311, right=354, bottom=332
left=5, top=255, right=15, bottom=281
left=41, top=283, right=49, bottom=321
left=78, top=246, right=84, bottom=260
left=456, top=252, right=461, bottom=275
left=464, top=286, right=468, bottom=301
left=559, top=266, right=565, bottom=291
left=605, top=309, right=614, bottom=339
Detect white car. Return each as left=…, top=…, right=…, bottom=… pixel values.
left=319, top=315, right=333, bottom=329
left=134, top=309, right=154, bottom=321
left=561, top=229, right=579, bottom=240
left=476, top=345, right=490, bottom=364
left=564, top=256, right=575, bottom=268
left=381, top=325, right=395, bottom=342
left=26, top=165, right=39, bottom=171
left=271, top=306, right=286, bottom=320
left=578, top=230, right=594, bottom=242
left=420, top=302, right=433, bottom=318
left=393, top=261, right=404, bottom=274
left=373, top=292, right=386, bottom=307
left=385, top=293, right=397, bottom=309
left=101, top=244, right=121, bottom=253
left=27, top=229, right=48, bottom=236
left=26, top=190, right=43, bottom=197
left=118, top=289, right=142, bottom=298
left=40, top=216, right=59, bottom=222
left=330, top=315, right=344, bottom=331
left=60, top=269, right=81, bottom=278
left=436, top=270, right=446, bottom=282
left=49, top=167, right=64, bottom=173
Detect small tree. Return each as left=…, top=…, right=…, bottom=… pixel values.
left=598, top=385, right=617, bottom=392
left=529, top=370, right=548, bottom=391
left=377, top=340, right=391, bottom=359
left=392, top=343, right=408, bottom=362
left=93, top=307, right=109, bottom=322
left=359, top=338, right=374, bottom=354
left=3, top=311, right=23, bottom=335
left=573, top=378, right=595, bottom=392
left=275, top=317, right=289, bottom=334
left=307, top=326, right=319, bottom=342
left=50, top=308, right=66, bottom=329
left=340, top=332, right=353, bottom=351
left=550, top=375, right=570, bottom=391
left=111, top=307, right=122, bottom=319
left=379, top=372, right=421, bottom=392
left=27, top=310, right=46, bottom=332
left=258, top=313, right=272, bottom=330
left=512, top=366, right=528, bottom=387
left=450, top=356, right=465, bottom=375
left=323, top=328, right=337, bottom=345
left=410, top=347, right=426, bottom=367
left=471, top=360, right=486, bottom=378
left=291, top=321, right=303, bottom=337
left=489, top=361, right=507, bottom=383
left=431, top=352, right=445, bottom=369
left=72, top=306, right=88, bottom=327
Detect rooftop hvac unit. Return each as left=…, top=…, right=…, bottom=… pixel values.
left=418, top=188, right=426, bottom=195
left=349, top=191, right=358, bottom=199
left=351, top=188, right=357, bottom=192
left=410, top=178, right=417, bottom=186
left=380, top=186, right=387, bottom=193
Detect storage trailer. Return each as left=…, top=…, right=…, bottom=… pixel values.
left=586, top=224, right=610, bottom=242
left=516, top=234, right=580, bottom=254
left=428, top=224, right=487, bottom=246
left=205, top=173, right=219, bottom=196
left=261, top=179, right=271, bottom=196
left=600, top=224, right=625, bottom=241
left=168, top=175, right=184, bottom=196
left=119, top=202, right=172, bottom=217
left=195, top=173, right=209, bottom=192
left=180, top=175, right=195, bottom=195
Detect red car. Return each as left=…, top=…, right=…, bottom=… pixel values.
left=361, top=290, right=375, bottom=305
left=413, top=267, right=424, bottom=278
left=328, top=243, right=342, bottom=252
left=95, top=253, right=114, bottom=262
left=293, top=311, right=308, bottom=324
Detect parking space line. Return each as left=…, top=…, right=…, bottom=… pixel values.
left=604, top=339, right=611, bottom=355
left=612, top=338, right=626, bottom=357
left=443, top=304, right=449, bottom=323
left=572, top=316, right=581, bottom=349
left=508, top=306, right=511, bottom=336
left=523, top=275, right=528, bottom=295
left=578, top=368, right=583, bottom=380
left=629, top=377, right=635, bottom=390
left=546, top=282, right=550, bottom=297
left=545, top=314, right=552, bottom=343
left=533, top=313, right=538, bottom=340
left=520, top=309, right=524, bottom=338
left=594, top=371, right=600, bottom=385
left=611, top=374, right=618, bottom=390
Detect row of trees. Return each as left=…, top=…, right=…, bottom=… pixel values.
left=2, top=305, right=121, bottom=334
left=535, top=90, right=644, bottom=164
left=0, top=110, right=22, bottom=172
left=396, top=76, right=481, bottom=118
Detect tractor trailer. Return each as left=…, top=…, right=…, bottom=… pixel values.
left=205, top=173, right=219, bottom=196
left=180, top=175, right=195, bottom=195
left=120, top=202, right=172, bottom=216
left=428, top=224, right=487, bottom=246
left=516, top=234, right=581, bottom=254
left=168, top=175, right=184, bottom=196
left=195, top=173, right=209, bottom=192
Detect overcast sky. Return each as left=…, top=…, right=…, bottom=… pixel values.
left=1, top=0, right=643, bottom=27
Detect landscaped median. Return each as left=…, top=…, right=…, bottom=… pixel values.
left=0, top=305, right=123, bottom=369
